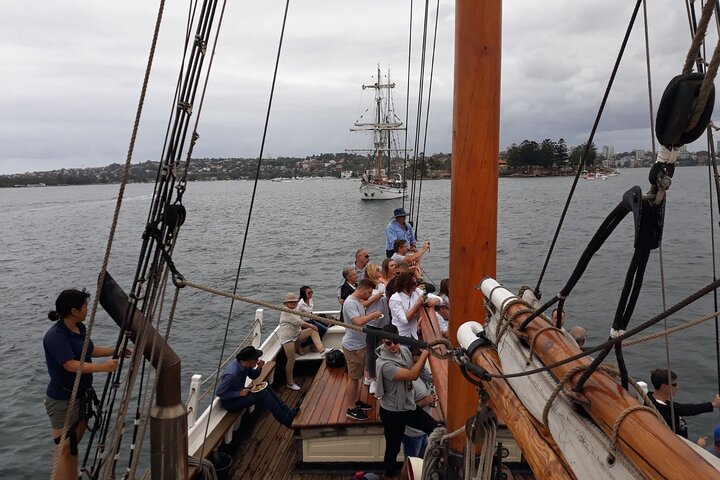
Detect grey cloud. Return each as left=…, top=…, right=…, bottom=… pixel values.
left=1, top=0, right=717, bottom=174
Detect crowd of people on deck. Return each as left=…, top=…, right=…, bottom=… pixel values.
left=41, top=205, right=720, bottom=479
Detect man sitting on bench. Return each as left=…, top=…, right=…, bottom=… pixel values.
left=216, top=346, right=298, bottom=427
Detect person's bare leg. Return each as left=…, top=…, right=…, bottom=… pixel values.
left=51, top=421, right=86, bottom=480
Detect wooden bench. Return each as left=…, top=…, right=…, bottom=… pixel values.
left=188, top=360, right=276, bottom=478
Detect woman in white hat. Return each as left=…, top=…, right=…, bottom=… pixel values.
left=278, top=292, right=329, bottom=390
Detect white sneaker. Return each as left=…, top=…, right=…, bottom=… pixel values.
left=321, top=348, right=331, bottom=357
left=369, top=380, right=377, bottom=396
left=363, top=376, right=372, bottom=386
left=287, top=383, right=301, bottom=391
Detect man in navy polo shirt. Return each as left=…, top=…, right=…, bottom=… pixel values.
left=216, top=346, right=298, bottom=427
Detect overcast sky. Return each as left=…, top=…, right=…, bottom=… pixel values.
left=1, top=0, right=717, bottom=174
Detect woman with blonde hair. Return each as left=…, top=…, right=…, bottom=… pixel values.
left=362, top=263, right=389, bottom=393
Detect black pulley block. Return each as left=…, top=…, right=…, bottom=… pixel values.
left=655, top=73, right=714, bottom=147
left=164, top=203, right=186, bottom=230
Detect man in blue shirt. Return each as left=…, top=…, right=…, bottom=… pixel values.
left=385, top=208, right=416, bottom=258
left=216, top=346, right=298, bottom=427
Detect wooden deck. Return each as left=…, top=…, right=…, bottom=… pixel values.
left=292, top=360, right=380, bottom=428
left=223, top=341, right=532, bottom=480
left=228, top=363, right=352, bottom=480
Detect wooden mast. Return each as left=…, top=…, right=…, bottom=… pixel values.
left=448, top=0, right=501, bottom=451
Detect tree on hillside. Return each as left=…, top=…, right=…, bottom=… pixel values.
left=569, top=142, right=598, bottom=167
left=554, top=138, right=569, bottom=165
left=539, top=139, right=556, bottom=167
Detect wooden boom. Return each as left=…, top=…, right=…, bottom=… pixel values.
left=480, top=278, right=720, bottom=480
left=420, top=308, right=575, bottom=479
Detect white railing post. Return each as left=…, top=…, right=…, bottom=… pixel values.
left=252, top=309, right=263, bottom=347
left=187, top=374, right=202, bottom=427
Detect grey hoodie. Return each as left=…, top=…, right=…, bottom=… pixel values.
left=375, top=344, right=416, bottom=412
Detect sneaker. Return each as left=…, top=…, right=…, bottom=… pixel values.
left=355, top=400, right=372, bottom=411
left=346, top=407, right=369, bottom=421
left=363, top=376, right=372, bottom=386
left=369, top=380, right=377, bottom=396
left=287, top=383, right=301, bottom=391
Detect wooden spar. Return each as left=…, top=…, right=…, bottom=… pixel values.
left=481, top=280, right=720, bottom=480
left=419, top=311, right=575, bottom=479
left=448, top=0, right=501, bottom=451
left=473, top=347, right=576, bottom=480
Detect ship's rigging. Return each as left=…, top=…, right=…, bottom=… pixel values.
left=50, top=0, right=720, bottom=479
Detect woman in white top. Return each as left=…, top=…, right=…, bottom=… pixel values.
left=389, top=272, right=441, bottom=340
left=278, top=292, right=328, bottom=390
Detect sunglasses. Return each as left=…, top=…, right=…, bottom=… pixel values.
left=364, top=255, right=370, bottom=259
left=383, top=340, right=399, bottom=346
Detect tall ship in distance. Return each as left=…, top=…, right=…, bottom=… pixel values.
left=348, top=66, right=409, bottom=200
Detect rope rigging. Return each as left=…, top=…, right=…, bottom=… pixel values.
left=196, top=0, right=291, bottom=462
left=78, top=0, right=228, bottom=476
left=402, top=0, right=414, bottom=210
left=412, top=0, right=441, bottom=239
left=533, top=0, right=645, bottom=299
left=52, top=0, right=171, bottom=477
left=523, top=0, right=720, bottom=397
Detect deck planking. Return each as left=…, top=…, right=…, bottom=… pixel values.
left=293, top=361, right=381, bottom=427
left=228, top=362, right=379, bottom=480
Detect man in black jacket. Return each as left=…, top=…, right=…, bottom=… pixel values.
left=648, top=368, right=720, bottom=438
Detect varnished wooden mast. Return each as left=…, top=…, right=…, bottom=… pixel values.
left=448, top=0, right=501, bottom=451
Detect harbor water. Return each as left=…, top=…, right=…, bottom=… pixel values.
left=1, top=167, right=720, bottom=477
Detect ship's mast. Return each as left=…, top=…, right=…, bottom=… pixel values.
left=350, top=65, right=404, bottom=180
left=448, top=0, right=501, bottom=452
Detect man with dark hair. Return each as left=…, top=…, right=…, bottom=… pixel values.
left=648, top=368, right=720, bottom=438
left=342, top=278, right=384, bottom=421
left=216, top=346, right=298, bottom=427
left=376, top=323, right=439, bottom=478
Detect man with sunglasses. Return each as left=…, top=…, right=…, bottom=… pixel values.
left=375, top=324, right=439, bottom=479
left=335, top=248, right=370, bottom=305
left=648, top=368, right=720, bottom=438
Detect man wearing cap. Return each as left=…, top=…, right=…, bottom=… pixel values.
left=385, top=208, right=416, bottom=258
left=216, top=346, right=298, bottom=427
left=279, top=292, right=330, bottom=391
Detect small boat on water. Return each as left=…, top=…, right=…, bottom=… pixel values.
left=583, top=171, right=608, bottom=180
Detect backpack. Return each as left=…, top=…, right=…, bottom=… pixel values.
left=325, top=349, right=346, bottom=368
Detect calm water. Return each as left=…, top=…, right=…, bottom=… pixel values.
left=1, top=169, right=720, bottom=477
